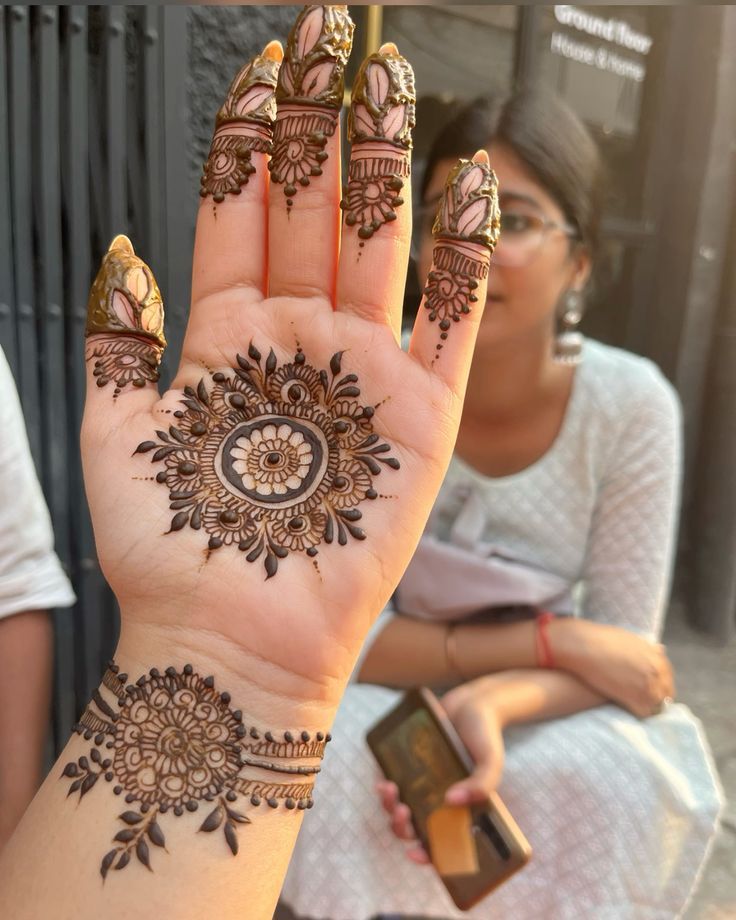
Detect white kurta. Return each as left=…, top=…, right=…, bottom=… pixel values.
left=282, top=340, right=723, bottom=919
left=0, top=347, right=75, bottom=620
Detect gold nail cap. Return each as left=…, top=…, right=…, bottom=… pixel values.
left=86, top=236, right=166, bottom=348
left=348, top=49, right=415, bottom=149
left=433, top=158, right=501, bottom=251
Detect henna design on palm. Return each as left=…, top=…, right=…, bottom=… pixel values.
left=268, top=5, right=354, bottom=211
left=423, top=159, right=501, bottom=357
left=135, top=346, right=399, bottom=578
left=200, top=43, right=281, bottom=203
left=85, top=235, right=166, bottom=397
left=342, top=48, right=415, bottom=245
left=63, top=661, right=327, bottom=876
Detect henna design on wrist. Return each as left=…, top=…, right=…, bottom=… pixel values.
left=268, top=5, right=354, bottom=211
left=135, top=345, right=399, bottom=578
left=200, top=43, right=280, bottom=203
left=341, top=48, right=415, bottom=245
left=62, top=661, right=326, bottom=876
left=85, top=235, right=166, bottom=397
left=423, top=158, right=500, bottom=357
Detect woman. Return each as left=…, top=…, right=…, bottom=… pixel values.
left=281, top=91, right=723, bottom=919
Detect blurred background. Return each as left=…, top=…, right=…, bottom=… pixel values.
left=0, top=5, right=735, bottom=916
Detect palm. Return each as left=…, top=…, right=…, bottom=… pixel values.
left=82, top=13, right=495, bottom=705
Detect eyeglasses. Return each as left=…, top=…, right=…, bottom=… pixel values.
left=416, top=202, right=579, bottom=268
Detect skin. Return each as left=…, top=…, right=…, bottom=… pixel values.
left=418, top=142, right=591, bottom=478
left=366, top=141, right=675, bottom=857
left=0, top=610, right=53, bottom=853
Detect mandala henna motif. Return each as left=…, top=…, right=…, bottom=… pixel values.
left=423, top=158, right=501, bottom=357
left=85, top=235, right=166, bottom=397
left=200, top=43, right=280, bottom=202
left=342, top=48, right=415, bottom=245
left=268, top=5, right=354, bottom=211
left=63, top=661, right=328, bottom=876
left=135, top=346, right=398, bottom=578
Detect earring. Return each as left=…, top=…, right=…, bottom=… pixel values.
left=554, top=289, right=584, bottom=365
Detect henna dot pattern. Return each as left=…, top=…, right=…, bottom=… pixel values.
left=268, top=5, right=354, bottom=211
left=135, top=347, right=398, bottom=578
left=200, top=43, right=280, bottom=202
left=85, top=235, right=166, bottom=397
left=341, top=47, right=415, bottom=245
left=63, top=661, right=327, bottom=876
left=423, top=158, right=500, bottom=357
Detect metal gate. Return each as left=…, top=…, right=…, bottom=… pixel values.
left=0, top=4, right=194, bottom=756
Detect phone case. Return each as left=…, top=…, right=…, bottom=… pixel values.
left=366, top=687, right=532, bottom=911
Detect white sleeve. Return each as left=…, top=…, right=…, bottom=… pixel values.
left=579, top=373, right=682, bottom=642
left=0, top=348, right=75, bottom=619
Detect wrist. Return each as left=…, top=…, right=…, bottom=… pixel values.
left=114, top=618, right=341, bottom=731
left=548, top=616, right=589, bottom=676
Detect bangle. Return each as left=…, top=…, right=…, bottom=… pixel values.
left=444, top=623, right=467, bottom=682
left=535, top=610, right=556, bottom=668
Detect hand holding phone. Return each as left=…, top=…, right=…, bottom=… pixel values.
left=367, top=687, right=531, bottom=911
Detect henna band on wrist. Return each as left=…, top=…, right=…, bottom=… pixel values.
left=444, top=623, right=468, bottom=683
left=535, top=610, right=556, bottom=668
left=64, top=660, right=330, bottom=877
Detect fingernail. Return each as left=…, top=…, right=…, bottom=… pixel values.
left=445, top=786, right=470, bottom=805
left=261, top=39, right=283, bottom=62
left=200, top=48, right=280, bottom=202
left=341, top=46, right=415, bottom=245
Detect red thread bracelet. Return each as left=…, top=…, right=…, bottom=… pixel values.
left=535, top=610, right=556, bottom=668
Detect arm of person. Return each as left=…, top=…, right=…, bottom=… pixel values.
left=357, top=612, right=544, bottom=687
left=0, top=609, right=54, bottom=851
left=0, top=632, right=338, bottom=920
left=578, top=366, right=682, bottom=642
left=0, top=10, right=501, bottom=917
left=0, top=347, right=75, bottom=849
left=379, top=667, right=606, bottom=856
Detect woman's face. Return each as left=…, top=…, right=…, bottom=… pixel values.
left=417, top=142, right=591, bottom=353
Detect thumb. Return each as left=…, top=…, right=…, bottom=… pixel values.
left=84, top=234, right=166, bottom=420
left=445, top=762, right=499, bottom=807
left=445, top=707, right=504, bottom=806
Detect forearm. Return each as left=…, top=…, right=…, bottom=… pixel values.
left=357, top=613, right=541, bottom=687
left=0, top=610, right=54, bottom=849
left=475, top=667, right=605, bottom=728
left=0, top=624, right=339, bottom=920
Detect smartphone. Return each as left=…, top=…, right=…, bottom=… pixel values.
left=366, top=687, right=532, bottom=912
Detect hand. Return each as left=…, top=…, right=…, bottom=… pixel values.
left=553, top=618, right=675, bottom=718
left=377, top=676, right=506, bottom=864
left=81, top=5, right=499, bottom=725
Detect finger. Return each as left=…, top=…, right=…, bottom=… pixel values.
left=408, top=151, right=501, bottom=390
left=390, top=803, right=417, bottom=841
left=335, top=43, right=415, bottom=339
left=267, top=4, right=354, bottom=301
left=84, top=234, right=165, bottom=418
left=406, top=846, right=431, bottom=865
left=377, top=780, right=399, bottom=813
left=191, top=42, right=281, bottom=310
